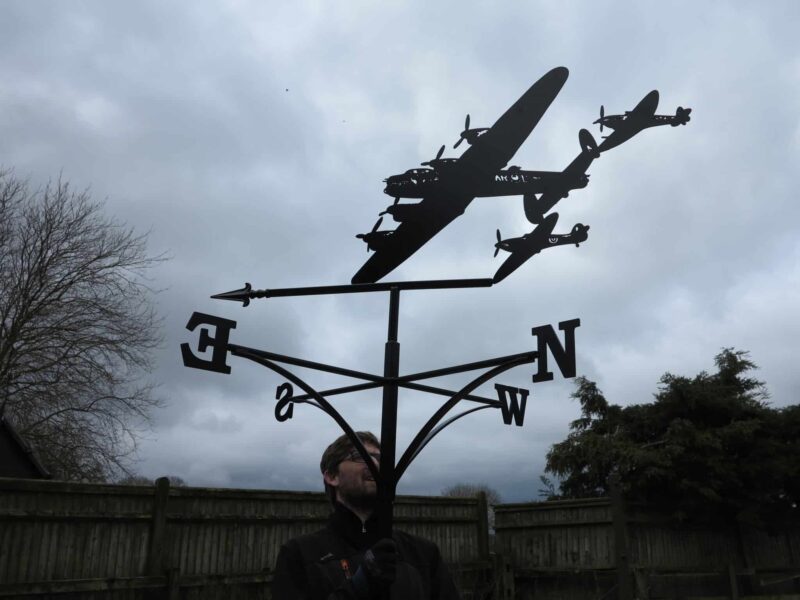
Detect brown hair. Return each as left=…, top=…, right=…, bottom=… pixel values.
left=320, top=431, right=380, bottom=503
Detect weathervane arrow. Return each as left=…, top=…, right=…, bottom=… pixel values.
left=211, top=282, right=254, bottom=307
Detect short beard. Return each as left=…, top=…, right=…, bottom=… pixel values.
left=340, top=488, right=377, bottom=512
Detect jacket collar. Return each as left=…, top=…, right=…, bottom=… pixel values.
left=328, top=501, right=381, bottom=550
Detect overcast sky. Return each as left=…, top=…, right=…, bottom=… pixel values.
left=1, top=1, right=798, bottom=501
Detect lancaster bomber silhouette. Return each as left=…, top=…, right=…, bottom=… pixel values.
left=352, top=67, right=690, bottom=284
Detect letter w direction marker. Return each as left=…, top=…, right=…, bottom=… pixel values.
left=494, top=383, right=529, bottom=426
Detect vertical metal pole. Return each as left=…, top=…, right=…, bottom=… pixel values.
left=378, top=286, right=400, bottom=539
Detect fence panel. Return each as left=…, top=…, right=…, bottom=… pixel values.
left=495, top=497, right=800, bottom=600
left=0, top=477, right=488, bottom=599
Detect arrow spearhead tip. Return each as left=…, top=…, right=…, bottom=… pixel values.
left=211, top=282, right=253, bottom=307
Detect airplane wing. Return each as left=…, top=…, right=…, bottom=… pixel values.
left=351, top=67, right=569, bottom=284
left=594, top=114, right=625, bottom=130
left=493, top=213, right=559, bottom=284
left=351, top=192, right=470, bottom=284
left=458, top=67, right=569, bottom=176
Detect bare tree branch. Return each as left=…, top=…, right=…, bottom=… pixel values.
left=0, top=169, right=165, bottom=481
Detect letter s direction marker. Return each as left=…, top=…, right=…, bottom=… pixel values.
left=275, top=382, right=294, bottom=422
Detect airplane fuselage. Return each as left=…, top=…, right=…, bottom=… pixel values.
left=493, top=217, right=589, bottom=283
left=383, top=167, right=588, bottom=200
left=595, top=90, right=690, bottom=153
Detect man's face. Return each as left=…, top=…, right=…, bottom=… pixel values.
left=324, top=443, right=380, bottom=510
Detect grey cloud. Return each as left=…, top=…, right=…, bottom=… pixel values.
left=1, top=0, right=798, bottom=501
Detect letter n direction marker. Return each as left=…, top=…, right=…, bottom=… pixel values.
left=182, top=278, right=580, bottom=538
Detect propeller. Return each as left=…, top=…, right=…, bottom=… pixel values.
left=454, top=114, right=471, bottom=148
left=494, top=228, right=502, bottom=258
left=599, top=105, right=605, bottom=132
left=379, top=198, right=400, bottom=216
left=356, top=217, right=384, bottom=251
left=421, top=145, right=446, bottom=167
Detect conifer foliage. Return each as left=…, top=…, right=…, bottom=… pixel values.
left=545, top=349, right=799, bottom=525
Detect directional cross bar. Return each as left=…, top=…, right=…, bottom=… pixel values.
left=184, top=280, right=581, bottom=539
left=212, top=278, right=494, bottom=306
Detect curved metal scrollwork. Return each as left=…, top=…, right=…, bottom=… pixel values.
left=230, top=345, right=381, bottom=483
left=404, top=404, right=494, bottom=467
left=395, top=353, right=534, bottom=480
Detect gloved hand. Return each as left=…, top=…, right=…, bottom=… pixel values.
left=351, top=538, right=397, bottom=598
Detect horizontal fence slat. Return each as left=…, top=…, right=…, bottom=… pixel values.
left=0, top=476, right=484, bottom=597
left=6, top=477, right=800, bottom=600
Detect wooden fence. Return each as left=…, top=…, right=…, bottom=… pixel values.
left=6, top=475, right=800, bottom=600
left=494, top=494, right=800, bottom=600
left=0, top=477, right=492, bottom=599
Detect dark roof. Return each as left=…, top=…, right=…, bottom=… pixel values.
left=0, top=416, right=51, bottom=479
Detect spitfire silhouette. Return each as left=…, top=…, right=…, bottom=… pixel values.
left=594, top=90, right=691, bottom=152
left=353, top=68, right=691, bottom=284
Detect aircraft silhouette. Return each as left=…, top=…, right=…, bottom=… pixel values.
left=594, top=90, right=691, bottom=153
left=493, top=213, right=590, bottom=283
left=353, top=67, right=570, bottom=284
left=524, top=128, right=599, bottom=224
left=383, top=126, right=594, bottom=205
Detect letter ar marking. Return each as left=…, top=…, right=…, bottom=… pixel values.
left=180, top=312, right=237, bottom=374
left=531, top=318, right=580, bottom=383
left=494, top=383, right=530, bottom=427
left=275, top=382, right=294, bottom=422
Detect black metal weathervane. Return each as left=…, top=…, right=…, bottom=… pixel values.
left=181, top=66, right=691, bottom=538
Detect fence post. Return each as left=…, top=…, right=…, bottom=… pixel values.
left=167, top=567, right=181, bottom=600
left=493, top=553, right=515, bottom=600
left=146, top=477, right=171, bottom=576
left=727, top=563, right=739, bottom=600
left=609, top=474, right=633, bottom=600
left=734, top=522, right=760, bottom=595
left=476, top=491, right=490, bottom=561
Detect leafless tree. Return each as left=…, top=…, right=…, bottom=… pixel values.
left=442, top=482, right=502, bottom=504
left=442, top=482, right=502, bottom=531
left=0, top=170, right=164, bottom=482
left=115, top=474, right=154, bottom=486
left=116, top=474, right=187, bottom=487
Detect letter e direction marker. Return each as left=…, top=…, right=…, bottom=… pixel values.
left=275, top=382, right=294, bottom=422
left=494, top=383, right=530, bottom=426
left=180, top=312, right=237, bottom=374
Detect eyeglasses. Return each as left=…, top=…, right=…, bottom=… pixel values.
left=342, top=451, right=381, bottom=464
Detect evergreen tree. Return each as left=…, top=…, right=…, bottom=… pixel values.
left=544, top=349, right=798, bottom=525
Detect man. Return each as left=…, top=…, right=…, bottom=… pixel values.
left=272, top=431, right=461, bottom=599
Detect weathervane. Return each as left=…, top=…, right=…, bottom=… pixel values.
left=182, top=66, right=691, bottom=536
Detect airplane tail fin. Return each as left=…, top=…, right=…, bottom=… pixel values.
left=523, top=194, right=544, bottom=224
left=579, top=128, right=600, bottom=158
left=675, top=106, right=692, bottom=125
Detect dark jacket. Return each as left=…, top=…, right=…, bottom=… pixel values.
left=272, top=502, right=461, bottom=599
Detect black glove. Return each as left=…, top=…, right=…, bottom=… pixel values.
left=351, top=538, right=397, bottom=598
